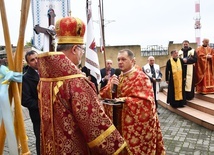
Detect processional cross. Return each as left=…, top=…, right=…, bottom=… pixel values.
left=34, top=8, right=56, bottom=51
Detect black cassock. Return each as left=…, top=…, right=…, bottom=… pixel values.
left=165, top=58, right=186, bottom=108
left=180, top=47, right=197, bottom=100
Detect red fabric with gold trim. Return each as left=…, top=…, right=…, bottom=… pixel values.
left=37, top=52, right=126, bottom=155
left=102, top=104, right=113, bottom=121
left=100, top=69, right=166, bottom=155
left=195, top=46, right=214, bottom=94
left=55, top=16, right=86, bottom=44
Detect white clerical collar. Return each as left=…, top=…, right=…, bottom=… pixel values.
left=123, top=67, right=135, bottom=75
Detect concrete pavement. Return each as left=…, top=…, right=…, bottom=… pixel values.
left=158, top=105, right=214, bottom=155
left=3, top=105, right=214, bottom=155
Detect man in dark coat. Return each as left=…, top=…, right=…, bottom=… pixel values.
left=81, top=66, right=99, bottom=94
left=22, top=50, right=40, bottom=155
left=178, top=40, right=197, bottom=100
left=100, top=59, right=115, bottom=89
left=165, top=50, right=186, bottom=108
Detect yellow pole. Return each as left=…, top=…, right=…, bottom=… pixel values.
left=0, top=0, right=14, bottom=153
left=0, top=123, right=6, bottom=155
left=0, top=0, right=30, bottom=154
left=14, top=1, right=31, bottom=154
left=15, top=0, right=30, bottom=73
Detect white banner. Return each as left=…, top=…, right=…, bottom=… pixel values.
left=85, top=0, right=101, bottom=84
left=31, top=0, right=71, bottom=50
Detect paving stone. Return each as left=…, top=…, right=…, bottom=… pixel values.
left=3, top=105, right=214, bottom=155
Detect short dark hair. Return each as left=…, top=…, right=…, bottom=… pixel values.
left=171, top=50, right=177, bottom=55
left=25, top=50, right=37, bottom=63
left=119, top=49, right=135, bottom=59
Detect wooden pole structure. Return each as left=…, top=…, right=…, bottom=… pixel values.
left=99, top=0, right=107, bottom=69
left=0, top=0, right=30, bottom=154
left=33, top=9, right=56, bottom=52
left=47, top=8, right=56, bottom=52
left=15, top=0, right=30, bottom=73
left=0, top=124, right=6, bottom=155
left=13, top=0, right=31, bottom=154
left=0, top=1, right=15, bottom=153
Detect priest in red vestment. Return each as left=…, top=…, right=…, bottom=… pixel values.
left=37, top=16, right=127, bottom=155
left=195, top=38, right=214, bottom=94
left=100, top=49, right=166, bottom=155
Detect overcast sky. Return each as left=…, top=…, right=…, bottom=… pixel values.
left=0, top=0, right=214, bottom=48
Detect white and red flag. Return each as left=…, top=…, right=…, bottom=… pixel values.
left=85, top=0, right=101, bottom=84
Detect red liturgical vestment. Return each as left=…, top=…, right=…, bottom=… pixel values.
left=37, top=52, right=126, bottom=155
left=100, top=68, right=166, bottom=155
left=195, top=46, right=214, bottom=94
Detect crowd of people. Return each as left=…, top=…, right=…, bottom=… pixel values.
left=165, top=39, right=214, bottom=108
left=1, top=14, right=214, bottom=154
left=20, top=16, right=166, bottom=154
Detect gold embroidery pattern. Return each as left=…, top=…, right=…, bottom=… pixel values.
left=111, top=70, right=165, bottom=154
left=38, top=53, right=126, bottom=154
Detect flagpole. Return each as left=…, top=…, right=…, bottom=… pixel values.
left=99, top=0, right=107, bottom=69
left=86, top=0, right=88, bottom=13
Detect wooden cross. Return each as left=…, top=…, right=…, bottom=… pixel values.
left=33, top=8, right=56, bottom=51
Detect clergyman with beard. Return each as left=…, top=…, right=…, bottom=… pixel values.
left=178, top=40, right=197, bottom=100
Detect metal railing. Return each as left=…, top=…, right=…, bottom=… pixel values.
left=141, top=45, right=168, bottom=56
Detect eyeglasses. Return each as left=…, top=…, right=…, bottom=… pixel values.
left=77, top=45, right=85, bottom=53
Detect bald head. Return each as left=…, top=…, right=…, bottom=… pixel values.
left=202, top=38, right=209, bottom=47
left=148, top=56, right=155, bottom=66
left=148, top=56, right=155, bottom=61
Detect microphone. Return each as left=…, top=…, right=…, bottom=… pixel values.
left=112, top=68, right=121, bottom=94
